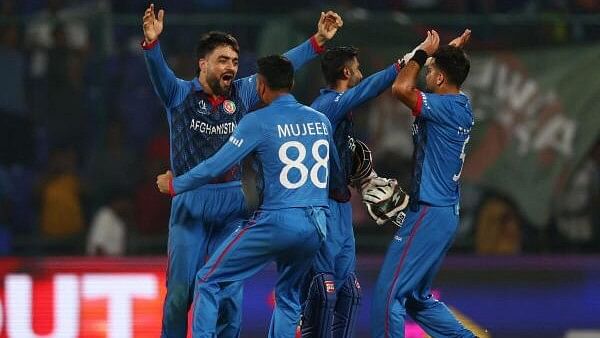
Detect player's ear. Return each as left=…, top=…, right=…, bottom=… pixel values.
left=343, top=66, right=351, bottom=80
left=198, top=58, right=207, bottom=73
left=436, top=72, right=444, bottom=86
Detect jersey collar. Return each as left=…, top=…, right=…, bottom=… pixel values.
left=271, top=93, right=296, bottom=105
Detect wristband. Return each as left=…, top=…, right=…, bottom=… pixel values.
left=410, top=49, right=428, bottom=68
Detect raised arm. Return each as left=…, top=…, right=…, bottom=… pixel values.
left=157, top=114, right=262, bottom=195
left=285, top=11, right=343, bottom=70
left=237, top=11, right=343, bottom=111
left=331, top=63, right=400, bottom=123
left=142, top=4, right=188, bottom=108
left=392, top=29, right=471, bottom=112
left=391, top=30, right=440, bottom=112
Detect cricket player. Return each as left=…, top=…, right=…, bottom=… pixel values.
left=369, top=29, right=476, bottom=338
left=301, top=46, right=410, bottom=338
left=157, top=55, right=336, bottom=338
left=141, top=4, right=342, bottom=337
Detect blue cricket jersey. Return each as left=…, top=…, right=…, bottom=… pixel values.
left=410, top=90, right=474, bottom=208
left=311, top=63, right=399, bottom=201
left=173, top=94, right=334, bottom=210
left=143, top=38, right=324, bottom=179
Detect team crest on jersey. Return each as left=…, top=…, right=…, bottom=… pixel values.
left=223, top=100, right=236, bottom=114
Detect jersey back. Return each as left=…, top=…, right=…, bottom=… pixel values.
left=248, top=95, right=333, bottom=209
left=411, top=91, right=474, bottom=208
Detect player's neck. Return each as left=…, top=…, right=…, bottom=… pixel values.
left=262, top=90, right=289, bottom=105
left=331, top=80, right=349, bottom=93
left=435, top=85, right=460, bottom=95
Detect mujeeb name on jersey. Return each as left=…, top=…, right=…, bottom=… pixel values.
left=277, top=122, right=329, bottom=139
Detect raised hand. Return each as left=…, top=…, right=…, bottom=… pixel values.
left=156, top=170, right=173, bottom=195
left=143, top=3, right=165, bottom=44
left=314, top=11, right=343, bottom=45
left=421, top=30, right=440, bottom=56
left=449, top=29, right=471, bottom=48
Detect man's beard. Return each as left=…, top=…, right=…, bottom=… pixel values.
left=207, top=73, right=232, bottom=96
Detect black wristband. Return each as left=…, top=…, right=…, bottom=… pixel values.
left=410, top=49, right=428, bottom=68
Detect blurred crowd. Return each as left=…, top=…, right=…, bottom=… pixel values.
left=0, top=0, right=598, bottom=256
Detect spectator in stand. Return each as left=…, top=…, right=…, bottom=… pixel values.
left=87, top=191, right=132, bottom=256
left=474, top=195, right=523, bottom=255
left=39, top=147, right=84, bottom=253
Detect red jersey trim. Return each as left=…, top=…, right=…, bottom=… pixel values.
left=168, top=178, right=175, bottom=197
left=412, top=90, right=423, bottom=117
left=141, top=39, right=159, bottom=50
left=310, top=36, right=326, bottom=54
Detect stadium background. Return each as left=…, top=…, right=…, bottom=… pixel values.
left=0, top=0, right=599, bottom=337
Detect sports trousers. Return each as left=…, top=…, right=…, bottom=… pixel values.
left=371, top=203, right=475, bottom=338
left=161, top=181, right=247, bottom=338
left=192, top=207, right=325, bottom=338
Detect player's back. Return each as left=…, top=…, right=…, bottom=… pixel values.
left=248, top=94, right=332, bottom=210
left=412, top=91, right=474, bottom=207
left=311, top=89, right=354, bottom=202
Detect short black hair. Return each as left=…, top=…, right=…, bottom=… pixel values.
left=432, top=45, right=470, bottom=87
left=257, top=55, right=294, bottom=91
left=196, top=31, right=239, bottom=60
left=321, top=46, right=359, bottom=86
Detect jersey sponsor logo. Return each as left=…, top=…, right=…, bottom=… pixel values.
left=189, top=119, right=237, bottom=135
left=229, top=135, right=244, bottom=147
left=223, top=100, right=236, bottom=114
left=276, top=122, right=329, bottom=138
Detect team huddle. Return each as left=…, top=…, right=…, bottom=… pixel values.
left=143, top=3, right=474, bottom=338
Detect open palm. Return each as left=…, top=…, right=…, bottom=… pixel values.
left=143, top=4, right=164, bottom=43
left=318, top=11, right=343, bottom=41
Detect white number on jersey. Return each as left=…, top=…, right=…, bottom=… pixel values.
left=278, top=140, right=329, bottom=189
left=453, top=136, right=470, bottom=182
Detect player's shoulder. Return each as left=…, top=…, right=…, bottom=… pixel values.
left=311, top=89, right=342, bottom=113
left=302, top=104, right=330, bottom=123
left=312, top=88, right=339, bottom=103
left=424, top=92, right=470, bottom=112
left=232, top=74, right=256, bottom=88
left=297, top=105, right=333, bottom=139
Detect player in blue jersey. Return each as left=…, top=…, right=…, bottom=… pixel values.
left=369, top=30, right=476, bottom=338
left=142, top=4, right=342, bottom=337
left=157, top=55, right=335, bottom=338
left=300, top=46, right=411, bottom=338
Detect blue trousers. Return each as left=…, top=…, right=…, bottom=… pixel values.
left=313, top=200, right=355, bottom=288
left=371, top=204, right=475, bottom=338
left=193, top=207, right=325, bottom=338
left=307, top=199, right=360, bottom=338
left=161, top=181, right=247, bottom=338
